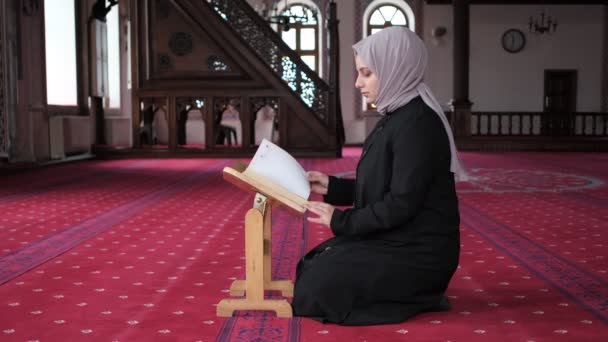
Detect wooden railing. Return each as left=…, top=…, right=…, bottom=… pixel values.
left=470, top=112, right=543, bottom=136
left=469, top=112, right=608, bottom=137
left=574, top=113, right=608, bottom=136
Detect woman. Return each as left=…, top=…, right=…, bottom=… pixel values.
left=292, top=27, right=467, bottom=325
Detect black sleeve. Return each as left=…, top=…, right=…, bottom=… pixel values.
left=323, top=176, right=355, bottom=206
left=330, top=114, right=437, bottom=236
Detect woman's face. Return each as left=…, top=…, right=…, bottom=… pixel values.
left=354, top=55, right=379, bottom=105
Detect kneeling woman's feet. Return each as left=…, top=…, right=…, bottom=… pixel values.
left=429, top=296, right=451, bottom=312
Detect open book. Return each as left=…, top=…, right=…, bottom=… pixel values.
left=222, top=139, right=310, bottom=213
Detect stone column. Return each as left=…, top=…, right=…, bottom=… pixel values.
left=602, top=5, right=608, bottom=112
left=449, top=0, right=472, bottom=137
left=328, top=0, right=344, bottom=152
left=0, top=1, right=7, bottom=157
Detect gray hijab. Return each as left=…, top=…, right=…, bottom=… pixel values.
left=353, top=27, right=467, bottom=181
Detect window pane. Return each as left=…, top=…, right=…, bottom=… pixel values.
left=284, top=5, right=302, bottom=24
left=283, top=5, right=317, bottom=25
left=288, top=5, right=304, bottom=17
left=304, top=6, right=317, bottom=24
left=45, top=0, right=77, bottom=105
left=392, top=10, right=407, bottom=26
left=379, top=6, right=397, bottom=22
left=106, top=2, right=120, bottom=109
left=282, top=29, right=296, bottom=50
left=369, top=10, right=384, bottom=25
left=300, top=28, right=316, bottom=51
left=301, top=55, right=315, bottom=71
left=371, top=28, right=383, bottom=35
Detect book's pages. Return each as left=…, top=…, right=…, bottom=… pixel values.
left=221, top=139, right=310, bottom=214
left=245, top=139, right=310, bottom=200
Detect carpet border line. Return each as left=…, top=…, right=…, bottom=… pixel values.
left=460, top=202, right=608, bottom=324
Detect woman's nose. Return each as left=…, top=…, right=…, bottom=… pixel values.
left=355, top=76, right=363, bottom=89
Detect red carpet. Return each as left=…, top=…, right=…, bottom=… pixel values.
left=0, top=150, right=606, bottom=341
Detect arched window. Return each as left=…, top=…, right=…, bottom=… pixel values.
left=364, top=0, right=415, bottom=37
left=106, top=2, right=120, bottom=110
left=45, top=0, right=78, bottom=105
left=277, top=2, right=320, bottom=73
left=367, top=5, right=407, bottom=36
left=362, top=1, right=415, bottom=111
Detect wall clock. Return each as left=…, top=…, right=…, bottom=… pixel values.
left=501, top=29, right=526, bottom=53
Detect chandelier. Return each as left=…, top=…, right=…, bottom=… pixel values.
left=528, top=12, right=558, bottom=35
left=254, top=1, right=317, bottom=31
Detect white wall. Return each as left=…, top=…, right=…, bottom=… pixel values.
left=471, top=5, right=603, bottom=112
left=336, top=0, right=366, bottom=144
left=423, top=5, right=453, bottom=110
left=111, top=2, right=605, bottom=145
left=424, top=5, right=604, bottom=113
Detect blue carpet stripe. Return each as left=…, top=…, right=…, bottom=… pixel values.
left=0, top=162, right=225, bottom=285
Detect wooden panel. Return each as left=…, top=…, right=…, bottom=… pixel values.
left=148, top=0, right=244, bottom=79
left=544, top=70, right=577, bottom=136
left=127, top=0, right=340, bottom=157
left=284, top=103, right=329, bottom=149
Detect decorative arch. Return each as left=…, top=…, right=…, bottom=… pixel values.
left=360, top=0, right=416, bottom=111
left=363, top=0, right=416, bottom=38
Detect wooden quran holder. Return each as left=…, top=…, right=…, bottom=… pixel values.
left=216, top=163, right=306, bottom=318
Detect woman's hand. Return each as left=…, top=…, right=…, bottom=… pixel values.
left=307, top=171, right=329, bottom=195
left=305, top=201, right=335, bottom=227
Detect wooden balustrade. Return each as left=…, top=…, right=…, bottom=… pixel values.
left=464, top=112, right=608, bottom=137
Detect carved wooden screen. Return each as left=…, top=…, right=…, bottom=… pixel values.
left=128, top=0, right=338, bottom=155
left=207, top=0, right=329, bottom=123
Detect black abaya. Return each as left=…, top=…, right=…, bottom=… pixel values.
left=292, top=97, right=460, bottom=325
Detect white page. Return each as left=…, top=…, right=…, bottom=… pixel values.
left=246, top=139, right=310, bottom=199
